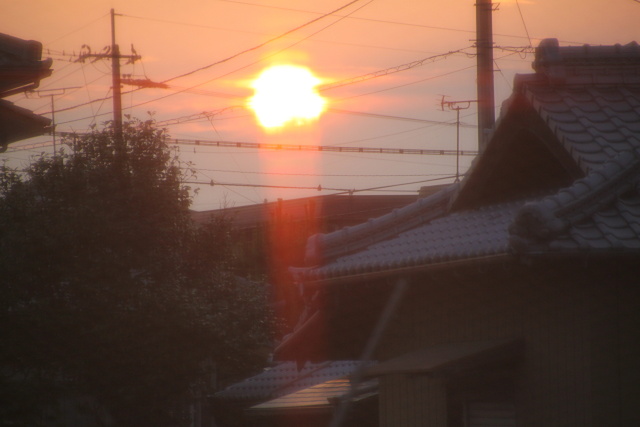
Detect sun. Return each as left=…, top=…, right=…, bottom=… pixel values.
left=248, top=65, right=327, bottom=129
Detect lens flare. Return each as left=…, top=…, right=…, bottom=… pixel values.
left=248, top=65, right=326, bottom=129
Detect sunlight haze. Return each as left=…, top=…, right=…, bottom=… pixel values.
left=2, top=0, right=639, bottom=209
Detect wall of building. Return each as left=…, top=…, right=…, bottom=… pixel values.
left=373, top=259, right=639, bottom=427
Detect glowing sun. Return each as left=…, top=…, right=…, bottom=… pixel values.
left=248, top=65, right=327, bottom=129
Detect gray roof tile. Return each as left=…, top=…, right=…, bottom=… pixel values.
left=302, top=184, right=457, bottom=266
left=526, top=83, right=640, bottom=172
left=295, top=201, right=521, bottom=282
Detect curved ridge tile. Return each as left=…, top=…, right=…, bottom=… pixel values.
left=510, top=151, right=640, bottom=251
left=303, top=184, right=458, bottom=266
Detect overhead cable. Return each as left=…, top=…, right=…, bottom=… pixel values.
left=319, top=48, right=473, bottom=92
left=9, top=135, right=479, bottom=158
left=158, top=0, right=366, bottom=85
left=50, top=0, right=367, bottom=118
left=170, top=137, right=478, bottom=156
left=185, top=175, right=457, bottom=195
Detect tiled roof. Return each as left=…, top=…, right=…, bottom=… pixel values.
left=532, top=38, right=640, bottom=84
left=290, top=39, right=640, bottom=284
left=510, top=150, right=640, bottom=252
left=523, top=83, right=640, bottom=172
left=213, top=360, right=373, bottom=402
left=517, top=39, right=640, bottom=172
left=293, top=196, right=521, bottom=282
left=303, top=185, right=456, bottom=265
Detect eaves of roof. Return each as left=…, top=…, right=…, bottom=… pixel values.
left=0, top=33, right=52, bottom=97
left=293, top=253, right=514, bottom=289
left=0, top=99, right=51, bottom=147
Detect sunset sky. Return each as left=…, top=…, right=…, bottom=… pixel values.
left=3, top=0, right=639, bottom=210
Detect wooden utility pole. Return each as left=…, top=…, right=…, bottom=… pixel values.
left=77, top=9, right=140, bottom=156
left=476, top=0, right=495, bottom=152
left=110, top=8, right=123, bottom=139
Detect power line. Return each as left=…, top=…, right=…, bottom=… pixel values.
left=52, top=50, right=479, bottom=126
left=42, top=14, right=524, bottom=129
left=185, top=174, right=457, bottom=195
left=172, top=137, right=478, bottom=156
left=43, top=8, right=489, bottom=124
left=332, top=63, right=477, bottom=104
left=158, top=0, right=366, bottom=85
left=50, top=5, right=475, bottom=128
left=495, top=45, right=535, bottom=55
left=185, top=180, right=350, bottom=192
left=190, top=166, right=448, bottom=178
left=155, top=106, right=475, bottom=129
left=515, top=0, right=533, bottom=47
left=51, top=1, right=368, bottom=120
left=219, top=0, right=485, bottom=35
left=122, top=13, right=435, bottom=56
left=216, top=0, right=581, bottom=44
left=44, top=12, right=109, bottom=46
left=145, top=0, right=374, bottom=114
left=8, top=135, right=479, bottom=158
left=328, top=108, right=476, bottom=128
left=318, top=47, right=473, bottom=92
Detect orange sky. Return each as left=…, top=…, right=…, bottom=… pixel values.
left=3, top=0, right=639, bottom=210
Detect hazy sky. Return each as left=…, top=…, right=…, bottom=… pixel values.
left=3, top=0, right=639, bottom=210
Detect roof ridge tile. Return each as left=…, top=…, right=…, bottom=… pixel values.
left=301, top=184, right=459, bottom=266
left=509, top=150, right=640, bottom=248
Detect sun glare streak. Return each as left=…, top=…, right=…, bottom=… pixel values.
left=248, top=65, right=327, bottom=129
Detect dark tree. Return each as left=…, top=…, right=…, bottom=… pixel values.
left=0, top=119, right=273, bottom=427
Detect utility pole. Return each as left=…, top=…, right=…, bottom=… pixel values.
left=476, top=0, right=496, bottom=152
left=77, top=9, right=140, bottom=156
left=441, top=97, right=478, bottom=182
left=110, top=8, right=123, bottom=139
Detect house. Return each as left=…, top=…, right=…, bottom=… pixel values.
left=269, top=39, right=640, bottom=427
left=0, top=32, right=52, bottom=151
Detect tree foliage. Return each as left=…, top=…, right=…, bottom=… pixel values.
left=0, top=119, right=273, bottom=426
